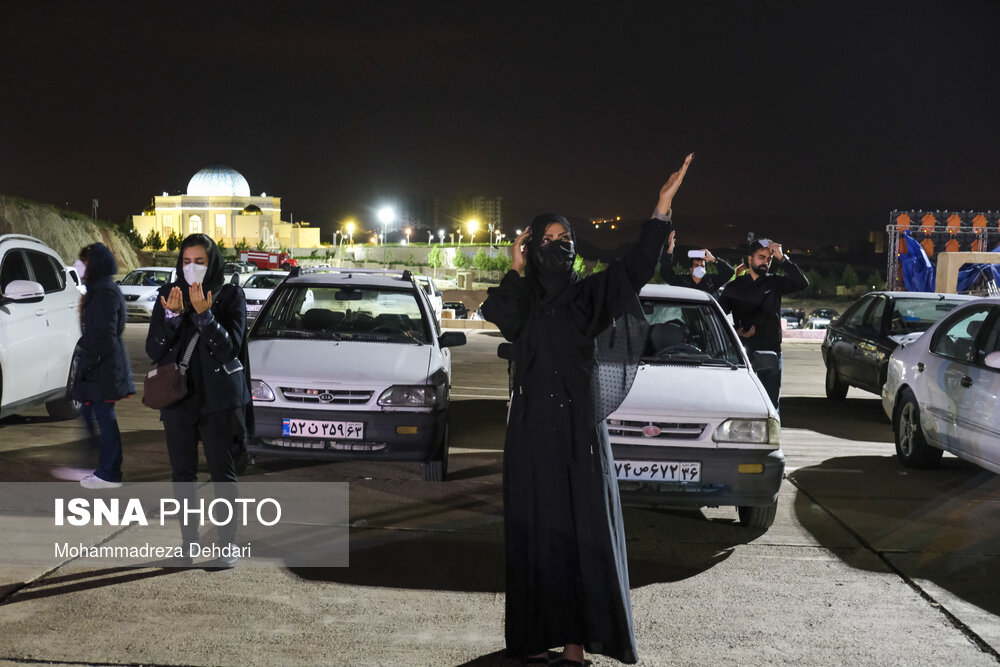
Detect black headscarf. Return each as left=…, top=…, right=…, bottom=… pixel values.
left=174, top=233, right=226, bottom=310
left=82, top=242, right=117, bottom=285
left=524, top=212, right=581, bottom=301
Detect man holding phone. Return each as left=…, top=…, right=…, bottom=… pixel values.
left=658, top=230, right=734, bottom=293
left=716, top=238, right=808, bottom=413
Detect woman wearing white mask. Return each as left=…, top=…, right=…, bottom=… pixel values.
left=145, top=234, right=252, bottom=559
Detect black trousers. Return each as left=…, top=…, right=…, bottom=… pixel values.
left=162, top=406, right=241, bottom=544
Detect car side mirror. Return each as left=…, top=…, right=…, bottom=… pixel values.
left=985, top=351, right=1000, bottom=370
left=1, top=279, right=45, bottom=304
left=439, top=331, right=466, bottom=348
left=497, top=342, right=513, bottom=360
left=749, top=350, right=779, bottom=373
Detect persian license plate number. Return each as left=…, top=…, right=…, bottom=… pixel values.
left=282, top=418, right=364, bottom=440
left=615, top=460, right=701, bottom=482
left=247, top=304, right=262, bottom=312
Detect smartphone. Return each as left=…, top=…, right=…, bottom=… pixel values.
left=687, top=250, right=706, bottom=259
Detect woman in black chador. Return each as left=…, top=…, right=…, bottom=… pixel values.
left=482, top=155, right=693, bottom=665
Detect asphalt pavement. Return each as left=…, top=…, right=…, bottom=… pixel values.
left=0, top=326, right=998, bottom=666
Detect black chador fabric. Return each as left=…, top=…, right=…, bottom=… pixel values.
left=482, top=213, right=671, bottom=664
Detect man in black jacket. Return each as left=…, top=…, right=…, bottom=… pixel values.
left=658, top=230, right=734, bottom=294
left=716, top=238, right=808, bottom=413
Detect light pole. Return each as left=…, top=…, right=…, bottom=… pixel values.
left=427, top=231, right=433, bottom=244
left=377, top=206, right=396, bottom=267
left=439, top=229, right=445, bottom=246
left=458, top=232, right=463, bottom=247
left=467, top=218, right=479, bottom=246
left=488, top=222, right=494, bottom=250
left=404, top=227, right=411, bottom=245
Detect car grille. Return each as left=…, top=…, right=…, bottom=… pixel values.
left=247, top=299, right=266, bottom=305
left=279, top=387, right=374, bottom=405
left=606, top=419, right=707, bottom=440
left=124, top=294, right=140, bottom=302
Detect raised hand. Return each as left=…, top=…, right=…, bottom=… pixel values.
left=656, top=153, right=694, bottom=215
left=160, top=286, right=184, bottom=313
left=511, top=228, right=532, bottom=274
left=188, top=282, right=213, bottom=314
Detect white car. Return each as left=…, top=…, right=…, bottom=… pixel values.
left=0, top=234, right=81, bottom=419
left=119, top=267, right=176, bottom=320
left=241, top=270, right=289, bottom=324
left=415, top=274, right=443, bottom=322
left=607, top=284, right=784, bottom=529
left=247, top=268, right=466, bottom=480
left=883, top=296, right=1000, bottom=473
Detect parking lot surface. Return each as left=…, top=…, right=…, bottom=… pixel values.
left=0, top=327, right=998, bottom=666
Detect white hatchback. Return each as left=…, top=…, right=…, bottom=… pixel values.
left=247, top=268, right=466, bottom=481
left=607, top=284, right=784, bottom=529
left=0, top=234, right=81, bottom=419
left=119, top=266, right=176, bottom=320
left=883, top=296, right=1000, bottom=473
left=240, top=270, right=289, bottom=325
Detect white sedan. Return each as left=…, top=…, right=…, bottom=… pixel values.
left=242, top=270, right=289, bottom=324
left=883, top=297, right=1000, bottom=473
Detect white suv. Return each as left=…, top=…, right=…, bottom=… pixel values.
left=0, top=234, right=81, bottom=419
left=247, top=268, right=466, bottom=480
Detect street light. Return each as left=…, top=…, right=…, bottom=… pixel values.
left=404, top=227, right=411, bottom=245
left=346, top=221, right=355, bottom=245
left=438, top=229, right=445, bottom=245
left=427, top=231, right=433, bottom=244
left=377, top=206, right=396, bottom=267
left=466, top=218, right=479, bottom=245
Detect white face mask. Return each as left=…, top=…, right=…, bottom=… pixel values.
left=183, top=263, right=208, bottom=285
left=692, top=266, right=707, bottom=279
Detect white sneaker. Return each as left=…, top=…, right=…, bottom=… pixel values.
left=80, top=474, right=123, bottom=489
left=51, top=466, right=93, bottom=481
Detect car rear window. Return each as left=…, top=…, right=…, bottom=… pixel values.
left=251, top=285, right=430, bottom=344
left=888, top=298, right=968, bottom=334
left=121, top=270, right=172, bottom=286
left=640, top=299, right=744, bottom=366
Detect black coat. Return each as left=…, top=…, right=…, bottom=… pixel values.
left=145, top=282, right=251, bottom=415
left=716, top=259, right=809, bottom=352
left=72, top=245, right=135, bottom=403
left=658, top=248, right=735, bottom=293
left=481, top=218, right=670, bottom=664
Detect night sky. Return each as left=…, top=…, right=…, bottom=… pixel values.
left=2, top=1, right=998, bottom=248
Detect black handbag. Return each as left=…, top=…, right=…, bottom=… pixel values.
left=141, top=333, right=199, bottom=409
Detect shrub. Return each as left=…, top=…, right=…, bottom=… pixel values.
left=452, top=251, right=468, bottom=269
left=235, top=237, right=249, bottom=252
left=490, top=253, right=512, bottom=273
left=125, top=226, right=144, bottom=251
left=841, top=264, right=860, bottom=290
left=145, top=229, right=163, bottom=251
left=428, top=245, right=443, bottom=269
left=472, top=248, right=491, bottom=271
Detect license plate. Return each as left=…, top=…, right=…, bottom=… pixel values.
left=615, top=460, right=701, bottom=482
left=247, top=304, right=262, bottom=312
left=282, top=418, right=364, bottom=440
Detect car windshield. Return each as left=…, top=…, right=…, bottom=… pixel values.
left=251, top=285, right=430, bottom=344
left=639, top=299, right=744, bottom=366
left=245, top=274, right=286, bottom=289
left=120, top=270, right=171, bottom=286
left=888, top=298, right=967, bottom=334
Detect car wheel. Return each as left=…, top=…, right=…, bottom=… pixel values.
left=737, top=502, right=777, bottom=529
left=45, top=347, right=82, bottom=420
left=825, top=361, right=848, bottom=401
left=421, top=423, right=449, bottom=482
left=894, top=388, right=942, bottom=469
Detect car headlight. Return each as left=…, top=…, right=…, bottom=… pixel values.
left=713, top=418, right=780, bottom=446
left=377, top=385, right=438, bottom=407
left=251, top=379, right=275, bottom=402
left=143, top=292, right=159, bottom=302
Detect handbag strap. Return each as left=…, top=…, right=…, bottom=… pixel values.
left=178, top=333, right=200, bottom=373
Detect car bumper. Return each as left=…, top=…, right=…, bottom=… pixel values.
left=125, top=303, right=155, bottom=320
left=612, top=444, right=785, bottom=508
left=249, top=405, right=446, bottom=461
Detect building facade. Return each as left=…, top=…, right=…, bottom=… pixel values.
left=132, top=165, right=321, bottom=249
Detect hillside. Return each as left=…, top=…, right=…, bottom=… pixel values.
left=0, top=195, right=139, bottom=271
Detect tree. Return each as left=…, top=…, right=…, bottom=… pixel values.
left=490, top=253, right=512, bottom=273
left=216, top=237, right=226, bottom=251
left=573, top=254, right=586, bottom=274
left=452, top=250, right=468, bottom=269
left=145, top=229, right=163, bottom=251
left=472, top=248, right=491, bottom=271
left=165, top=231, right=181, bottom=251
left=427, top=245, right=443, bottom=269
left=234, top=237, right=249, bottom=252
left=125, top=226, right=144, bottom=251
left=256, top=239, right=267, bottom=250
left=841, top=264, right=860, bottom=290
left=864, top=270, right=886, bottom=291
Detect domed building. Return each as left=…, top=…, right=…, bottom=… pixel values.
left=131, top=165, right=320, bottom=249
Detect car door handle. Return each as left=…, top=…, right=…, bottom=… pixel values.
left=34, top=308, right=47, bottom=316
left=916, top=362, right=925, bottom=373
left=960, top=375, right=973, bottom=388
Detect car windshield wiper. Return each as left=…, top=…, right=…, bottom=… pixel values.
left=699, top=357, right=740, bottom=369
left=640, top=354, right=703, bottom=365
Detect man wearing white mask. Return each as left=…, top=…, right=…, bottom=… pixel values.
left=658, top=230, right=734, bottom=294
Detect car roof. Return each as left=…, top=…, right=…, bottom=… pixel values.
left=128, top=266, right=174, bottom=272
left=637, top=283, right=715, bottom=302
left=283, top=268, right=419, bottom=291
left=869, top=290, right=979, bottom=300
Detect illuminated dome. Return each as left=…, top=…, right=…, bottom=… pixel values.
left=241, top=204, right=262, bottom=215
left=142, top=200, right=156, bottom=215
left=186, top=165, right=251, bottom=197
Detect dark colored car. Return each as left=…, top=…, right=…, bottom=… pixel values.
left=780, top=307, right=803, bottom=329
left=821, top=291, right=976, bottom=399
left=443, top=301, right=468, bottom=319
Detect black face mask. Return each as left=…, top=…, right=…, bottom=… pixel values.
left=535, top=239, right=575, bottom=275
